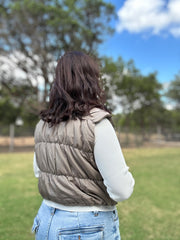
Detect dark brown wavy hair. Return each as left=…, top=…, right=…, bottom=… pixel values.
left=40, top=51, right=110, bottom=126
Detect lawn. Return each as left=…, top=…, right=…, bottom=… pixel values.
left=0, top=148, right=179, bottom=240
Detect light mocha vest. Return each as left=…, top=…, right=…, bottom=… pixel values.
left=34, top=108, right=117, bottom=206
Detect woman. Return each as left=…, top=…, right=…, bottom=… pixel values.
left=32, top=51, right=135, bottom=240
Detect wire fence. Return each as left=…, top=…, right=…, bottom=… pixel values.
left=116, top=128, right=180, bottom=148
left=0, top=124, right=180, bottom=152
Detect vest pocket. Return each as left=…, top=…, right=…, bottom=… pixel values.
left=58, top=226, right=104, bottom=240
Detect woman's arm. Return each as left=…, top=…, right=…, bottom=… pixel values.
left=33, top=152, right=40, bottom=178
left=94, top=118, right=135, bottom=202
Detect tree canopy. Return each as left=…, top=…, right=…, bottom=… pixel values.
left=166, top=73, right=180, bottom=110
left=0, top=0, right=179, bottom=134
left=0, top=0, right=115, bottom=109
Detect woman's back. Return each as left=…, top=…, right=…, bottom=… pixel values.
left=34, top=108, right=116, bottom=206
left=32, top=51, right=135, bottom=240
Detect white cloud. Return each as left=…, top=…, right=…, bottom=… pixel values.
left=169, top=27, right=180, bottom=37
left=116, top=0, right=180, bottom=37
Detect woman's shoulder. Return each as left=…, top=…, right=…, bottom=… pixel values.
left=88, top=108, right=111, bottom=124
left=34, top=119, right=48, bottom=134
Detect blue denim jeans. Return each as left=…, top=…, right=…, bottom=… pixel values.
left=32, top=201, right=121, bottom=240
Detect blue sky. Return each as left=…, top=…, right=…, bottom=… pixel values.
left=99, top=0, right=180, bottom=84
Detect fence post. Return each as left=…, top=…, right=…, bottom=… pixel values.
left=9, top=124, right=15, bottom=152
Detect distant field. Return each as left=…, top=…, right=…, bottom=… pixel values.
left=1, top=135, right=180, bottom=149
left=0, top=148, right=179, bottom=240
left=0, top=136, right=34, bottom=146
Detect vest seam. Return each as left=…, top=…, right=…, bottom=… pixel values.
left=35, top=141, right=93, bottom=153
left=40, top=171, right=103, bottom=182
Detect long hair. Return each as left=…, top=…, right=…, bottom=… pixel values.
left=40, top=51, right=110, bottom=126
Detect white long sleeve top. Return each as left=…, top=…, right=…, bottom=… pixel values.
left=33, top=118, right=135, bottom=211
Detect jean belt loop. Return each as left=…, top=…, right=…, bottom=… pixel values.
left=93, top=211, right=99, bottom=217
left=50, top=207, right=56, bottom=216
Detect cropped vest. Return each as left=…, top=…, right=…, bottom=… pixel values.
left=34, top=108, right=117, bottom=206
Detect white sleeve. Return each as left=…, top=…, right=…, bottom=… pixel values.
left=33, top=152, right=40, bottom=178
left=94, top=118, right=135, bottom=202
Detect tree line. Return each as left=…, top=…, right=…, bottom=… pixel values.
left=0, top=0, right=179, bottom=135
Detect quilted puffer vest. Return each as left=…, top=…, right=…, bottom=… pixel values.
left=34, top=108, right=117, bottom=206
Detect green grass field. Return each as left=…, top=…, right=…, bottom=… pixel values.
left=0, top=148, right=179, bottom=240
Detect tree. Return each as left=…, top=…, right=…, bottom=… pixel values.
left=101, top=56, right=124, bottom=111
left=119, top=72, right=163, bottom=134
left=0, top=98, right=20, bottom=125
left=166, top=73, right=180, bottom=110
left=101, top=57, right=164, bottom=133
left=101, top=58, right=144, bottom=113
left=0, top=0, right=115, bottom=113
